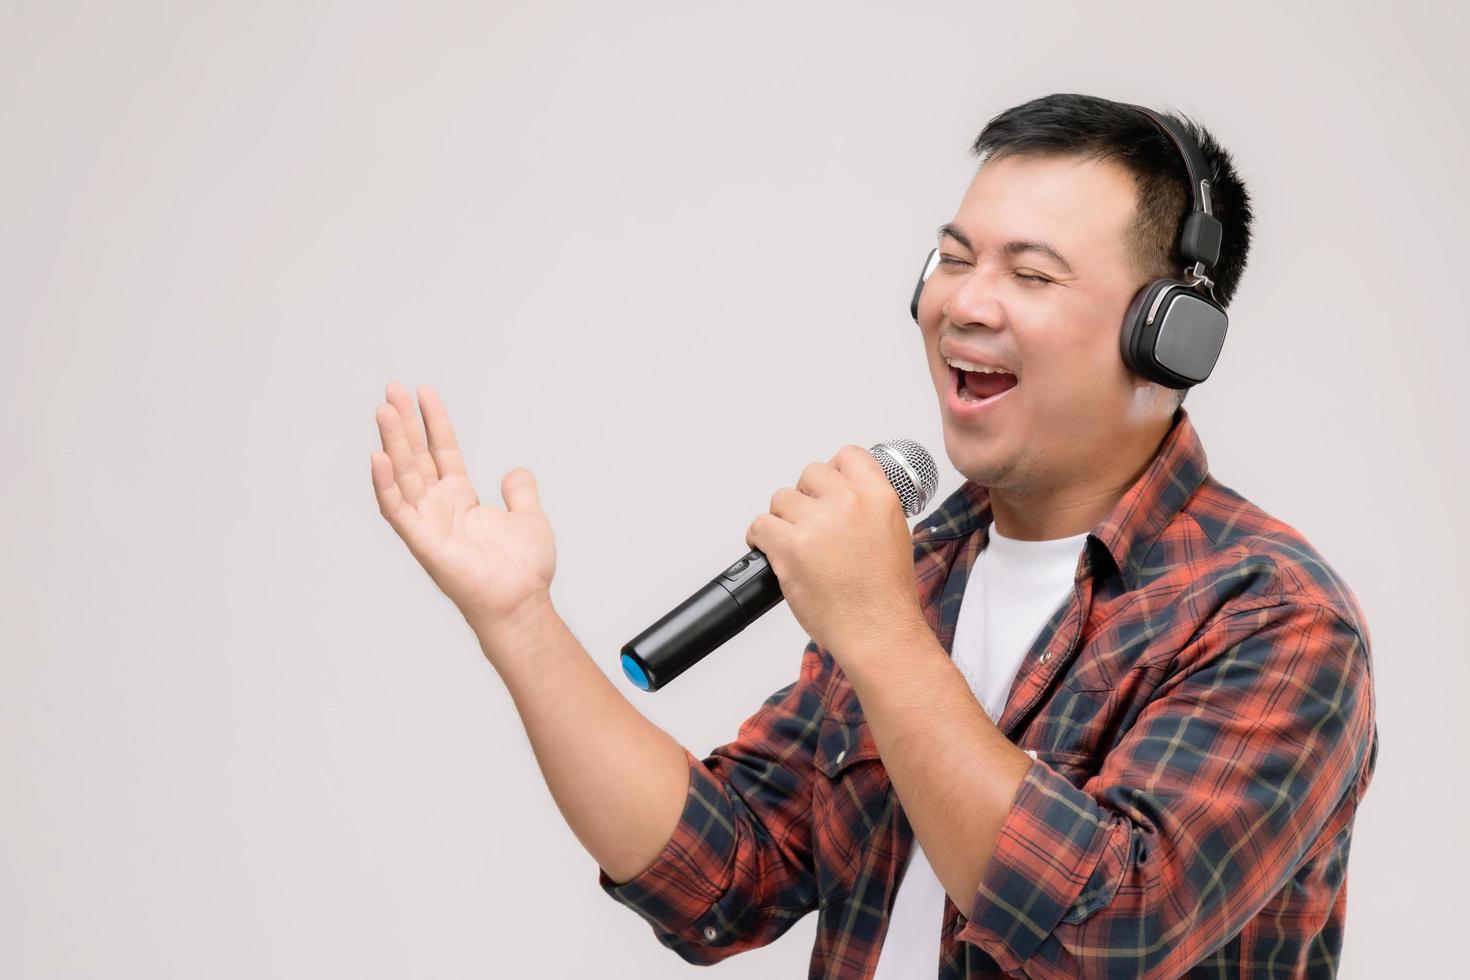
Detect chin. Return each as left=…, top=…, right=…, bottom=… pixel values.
left=940, top=431, right=1003, bottom=488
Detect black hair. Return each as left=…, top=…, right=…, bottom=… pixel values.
left=970, top=93, right=1254, bottom=405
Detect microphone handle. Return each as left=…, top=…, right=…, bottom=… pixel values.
left=619, top=548, right=785, bottom=692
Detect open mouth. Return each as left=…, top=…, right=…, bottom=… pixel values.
left=952, top=366, right=1018, bottom=404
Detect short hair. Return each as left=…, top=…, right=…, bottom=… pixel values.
left=969, top=93, right=1255, bottom=407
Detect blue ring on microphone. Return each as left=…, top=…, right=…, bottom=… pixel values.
left=621, top=653, right=651, bottom=691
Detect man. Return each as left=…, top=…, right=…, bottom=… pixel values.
left=370, top=93, right=1378, bottom=977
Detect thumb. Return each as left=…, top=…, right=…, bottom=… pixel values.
left=501, top=467, right=542, bottom=514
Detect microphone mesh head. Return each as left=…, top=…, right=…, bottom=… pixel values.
left=868, top=439, right=939, bottom=517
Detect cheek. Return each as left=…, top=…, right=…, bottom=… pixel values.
left=1028, top=323, right=1129, bottom=409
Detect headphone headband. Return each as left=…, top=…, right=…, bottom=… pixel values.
left=1123, top=103, right=1224, bottom=286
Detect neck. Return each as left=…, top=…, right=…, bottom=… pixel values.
left=987, top=412, right=1174, bottom=541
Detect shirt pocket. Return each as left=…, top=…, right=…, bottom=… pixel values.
left=1027, top=683, right=1115, bottom=780
left=1044, top=662, right=1169, bottom=767
left=811, top=712, right=889, bottom=898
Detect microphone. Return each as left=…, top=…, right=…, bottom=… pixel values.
left=619, top=439, right=939, bottom=692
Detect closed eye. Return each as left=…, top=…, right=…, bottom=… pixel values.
left=937, top=256, right=1053, bottom=286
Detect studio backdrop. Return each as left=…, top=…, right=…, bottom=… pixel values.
left=3, top=1, right=1466, bottom=977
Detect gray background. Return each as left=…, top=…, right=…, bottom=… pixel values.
left=3, top=1, right=1465, bottom=976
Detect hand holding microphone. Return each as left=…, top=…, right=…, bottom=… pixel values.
left=621, top=439, right=939, bottom=691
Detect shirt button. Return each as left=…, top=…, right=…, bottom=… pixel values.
left=703, top=926, right=718, bottom=941
left=835, top=749, right=846, bottom=766
left=1039, top=652, right=1051, bottom=663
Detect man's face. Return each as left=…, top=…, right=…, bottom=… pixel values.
left=917, top=151, right=1166, bottom=497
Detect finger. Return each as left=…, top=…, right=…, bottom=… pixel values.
left=416, top=384, right=470, bottom=480
left=795, top=461, right=846, bottom=498
left=376, top=399, right=427, bottom=504
left=833, top=444, right=887, bottom=492
left=501, top=467, right=542, bottom=514
left=746, top=511, right=793, bottom=553
left=769, top=486, right=819, bottom=523
left=370, top=451, right=420, bottom=535
left=386, top=382, right=439, bottom=490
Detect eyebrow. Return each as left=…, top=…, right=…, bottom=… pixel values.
left=937, top=222, right=1074, bottom=275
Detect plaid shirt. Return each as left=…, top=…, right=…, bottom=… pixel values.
left=600, top=408, right=1379, bottom=978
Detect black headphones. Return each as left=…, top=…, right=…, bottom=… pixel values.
left=909, top=104, right=1227, bottom=391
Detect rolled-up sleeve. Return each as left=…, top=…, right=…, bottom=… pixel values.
left=597, top=641, right=828, bottom=965
left=960, top=600, right=1378, bottom=978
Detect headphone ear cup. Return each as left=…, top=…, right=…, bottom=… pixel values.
left=1120, top=279, right=1172, bottom=381
left=910, top=248, right=939, bottom=323
left=1120, top=279, right=1227, bottom=389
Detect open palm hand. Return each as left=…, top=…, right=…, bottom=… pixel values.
left=371, top=382, right=555, bottom=635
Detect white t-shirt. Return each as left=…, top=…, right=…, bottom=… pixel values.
left=872, top=520, right=1089, bottom=979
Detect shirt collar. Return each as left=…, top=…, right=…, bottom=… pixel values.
left=911, top=407, right=1210, bottom=592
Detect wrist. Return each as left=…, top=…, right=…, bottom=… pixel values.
left=835, top=607, right=943, bottom=702
left=831, top=603, right=933, bottom=670
left=468, top=592, right=561, bottom=663
left=834, top=605, right=934, bottom=681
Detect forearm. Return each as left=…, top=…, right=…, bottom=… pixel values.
left=470, top=598, right=691, bottom=884
left=834, top=615, right=1033, bottom=910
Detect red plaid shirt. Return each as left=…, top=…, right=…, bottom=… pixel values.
left=600, top=408, right=1379, bottom=978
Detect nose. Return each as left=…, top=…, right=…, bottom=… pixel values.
left=939, top=264, right=1006, bottom=331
